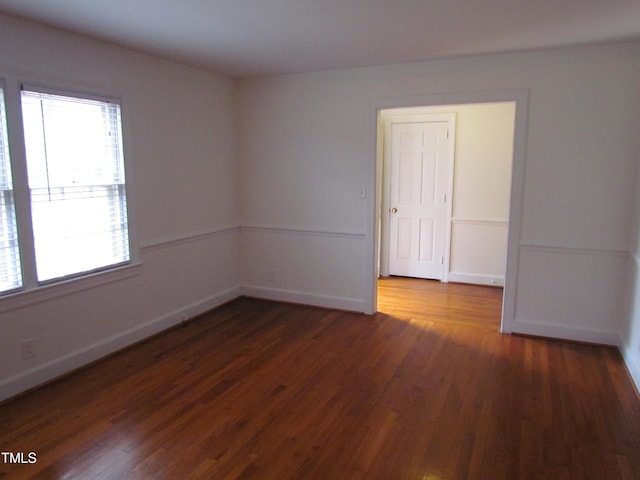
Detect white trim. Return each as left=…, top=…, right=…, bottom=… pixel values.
left=241, top=225, right=365, bottom=239
left=21, top=82, right=122, bottom=106
left=369, top=89, right=531, bottom=329
left=511, top=318, right=619, bottom=346
left=0, top=286, right=242, bottom=402
left=519, top=243, right=628, bottom=258
left=0, top=262, right=142, bottom=313
left=141, top=225, right=239, bottom=251
left=242, top=285, right=366, bottom=313
left=452, top=217, right=509, bottom=227
left=448, top=272, right=504, bottom=287
left=443, top=115, right=456, bottom=283
left=619, top=335, right=640, bottom=394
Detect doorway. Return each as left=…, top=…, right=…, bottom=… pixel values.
left=368, top=91, right=529, bottom=334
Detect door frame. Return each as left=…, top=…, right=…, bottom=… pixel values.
left=366, top=89, right=530, bottom=334
left=380, top=112, right=456, bottom=281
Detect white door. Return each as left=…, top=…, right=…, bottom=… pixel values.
left=388, top=120, right=451, bottom=279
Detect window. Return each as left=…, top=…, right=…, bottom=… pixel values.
left=0, top=88, right=22, bottom=293
left=0, top=84, right=131, bottom=295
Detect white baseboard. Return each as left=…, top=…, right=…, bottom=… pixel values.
left=619, top=336, right=640, bottom=394
left=0, top=286, right=242, bottom=402
left=511, top=318, right=619, bottom=346
left=447, top=272, right=504, bottom=286
left=242, top=285, right=366, bottom=313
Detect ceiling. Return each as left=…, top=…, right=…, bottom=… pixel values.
left=0, top=0, right=639, bottom=78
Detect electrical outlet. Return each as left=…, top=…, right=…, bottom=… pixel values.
left=268, top=269, right=276, bottom=283
left=22, top=338, right=36, bottom=360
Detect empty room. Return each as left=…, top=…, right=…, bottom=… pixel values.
left=1, top=1, right=640, bottom=479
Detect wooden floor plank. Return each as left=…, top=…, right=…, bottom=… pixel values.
left=1, top=277, right=639, bottom=479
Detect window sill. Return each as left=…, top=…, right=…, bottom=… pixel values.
left=0, top=262, right=142, bottom=314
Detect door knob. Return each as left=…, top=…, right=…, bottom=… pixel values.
left=391, top=207, right=398, bottom=213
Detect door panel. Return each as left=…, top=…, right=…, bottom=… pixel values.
left=396, top=218, right=412, bottom=259
left=389, top=121, right=450, bottom=279
left=419, top=218, right=435, bottom=262
left=421, top=152, right=437, bottom=204
left=398, top=153, right=414, bottom=204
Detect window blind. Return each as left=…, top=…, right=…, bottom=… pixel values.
left=21, top=89, right=130, bottom=283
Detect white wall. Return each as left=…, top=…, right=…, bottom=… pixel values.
left=0, top=14, right=240, bottom=401
left=380, top=103, right=515, bottom=286
left=237, top=71, right=371, bottom=311
left=237, top=42, right=640, bottom=348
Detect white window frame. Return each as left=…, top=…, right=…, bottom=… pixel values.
left=0, top=76, right=139, bottom=310
left=0, top=81, right=22, bottom=294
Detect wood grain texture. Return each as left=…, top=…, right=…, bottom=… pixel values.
left=1, top=277, right=639, bottom=479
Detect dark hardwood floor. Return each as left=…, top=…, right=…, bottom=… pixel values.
left=1, top=278, right=639, bottom=479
